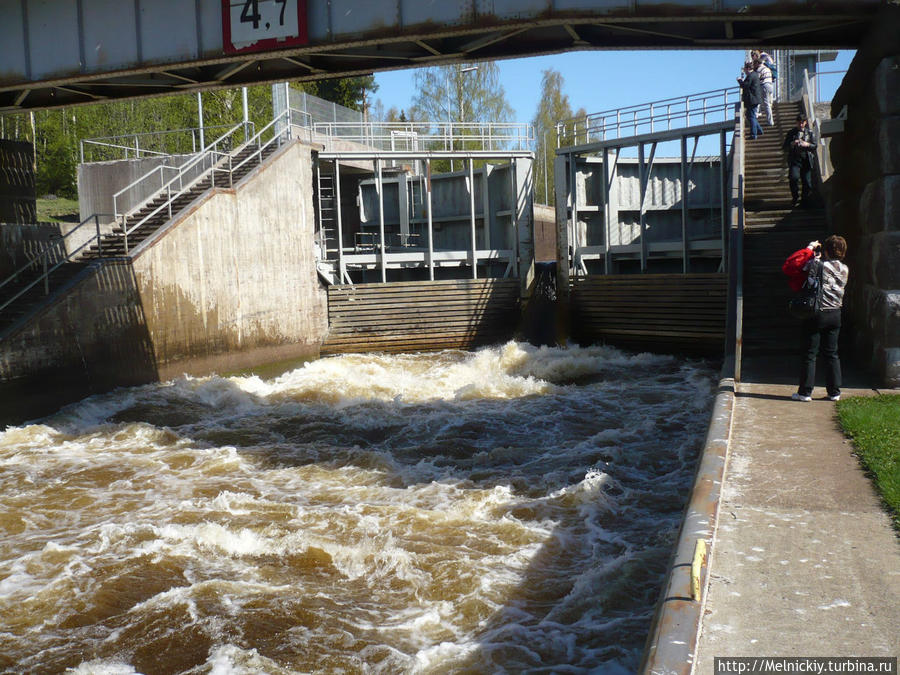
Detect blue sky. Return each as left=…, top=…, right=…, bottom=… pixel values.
left=373, top=49, right=856, bottom=124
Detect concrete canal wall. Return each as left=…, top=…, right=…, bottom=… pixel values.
left=0, top=140, right=327, bottom=424
left=828, top=7, right=900, bottom=387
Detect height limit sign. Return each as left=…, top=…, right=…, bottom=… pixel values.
left=223, top=0, right=308, bottom=54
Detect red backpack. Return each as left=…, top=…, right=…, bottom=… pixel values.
left=782, top=247, right=815, bottom=292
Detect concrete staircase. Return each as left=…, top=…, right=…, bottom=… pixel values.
left=0, top=142, right=279, bottom=336
left=82, top=143, right=278, bottom=259
left=741, top=101, right=828, bottom=355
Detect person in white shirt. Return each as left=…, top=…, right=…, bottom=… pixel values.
left=755, top=59, right=774, bottom=126
left=751, top=50, right=776, bottom=126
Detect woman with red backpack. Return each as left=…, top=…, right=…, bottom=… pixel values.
left=782, top=236, right=850, bottom=401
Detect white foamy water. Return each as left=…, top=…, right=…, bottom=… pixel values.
left=0, top=342, right=716, bottom=674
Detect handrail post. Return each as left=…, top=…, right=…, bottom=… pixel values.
left=43, top=252, right=49, bottom=295
left=96, top=215, right=102, bottom=257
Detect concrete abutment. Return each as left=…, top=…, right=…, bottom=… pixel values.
left=0, top=140, right=328, bottom=425
left=828, top=7, right=900, bottom=387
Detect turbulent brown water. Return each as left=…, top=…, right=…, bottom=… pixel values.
left=0, top=342, right=717, bottom=674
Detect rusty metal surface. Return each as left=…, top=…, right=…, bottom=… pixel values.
left=639, top=358, right=736, bottom=674
left=0, top=0, right=882, bottom=112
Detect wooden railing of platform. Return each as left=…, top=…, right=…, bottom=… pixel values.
left=570, top=273, right=727, bottom=354
left=321, top=278, right=521, bottom=355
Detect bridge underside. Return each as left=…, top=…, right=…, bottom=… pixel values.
left=0, top=1, right=880, bottom=112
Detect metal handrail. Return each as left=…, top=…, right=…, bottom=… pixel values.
left=556, top=87, right=741, bottom=146
left=115, top=110, right=294, bottom=254
left=0, top=213, right=114, bottom=314
left=112, top=121, right=246, bottom=221
left=229, top=108, right=293, bottom=178
left=2, top=113, right=294, bottom=324
left=800, top=68, right=832, bottom=183
left=312, top=121, right=534, bottom=152
left=111, top=122, right=250, bottom=252
left=80, top=122, right=255, bottom=163
left=728, top=99, right=746, bottom=381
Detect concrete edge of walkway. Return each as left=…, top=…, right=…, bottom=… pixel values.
left=639, top=357, right=736, bottom=674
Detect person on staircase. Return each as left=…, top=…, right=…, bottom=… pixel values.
left=790, top=236, right=850, bottom=402
left=782, top=114, right=816, bottom=207
left=737, top=61, right=764, bottom=140
left=750, top=51, right=777, bottom=125
left=755, top=58, right=774, bottom=126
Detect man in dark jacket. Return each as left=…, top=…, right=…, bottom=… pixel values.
left=782, top=114, right=816, bottom=207
left=737, top=61, right=763, bottom=139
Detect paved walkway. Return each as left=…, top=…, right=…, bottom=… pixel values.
left=695, top=356, right=900, bottom=665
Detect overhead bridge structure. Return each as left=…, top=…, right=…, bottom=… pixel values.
left=0, top=0, right=882, bottom=112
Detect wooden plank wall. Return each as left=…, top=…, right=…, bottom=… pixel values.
left=570, top=273, right=727, bottom=354
left=322, top=278, right=521, bottom=354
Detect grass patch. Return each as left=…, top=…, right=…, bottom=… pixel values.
left=837, top=394, right=900, bottom=529
left=36, top=197, right=80, bottom=223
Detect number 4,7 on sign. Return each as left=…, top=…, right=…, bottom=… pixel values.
left=224, top=0, right=306, bottom=53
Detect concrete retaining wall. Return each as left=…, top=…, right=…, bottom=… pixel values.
left=78, top=153, right=195, bottom=224
left=131, top=140, right=327, bottom=379
left=0, top=139, right=328, bottom=424
left=0, top=260, right=158, bottom=422
left=829, top=4, right=900, bottom=387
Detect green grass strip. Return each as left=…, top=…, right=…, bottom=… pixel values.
left=36, top=197, right=80, bottom=223
left=836, top=394, right=900, bottom=530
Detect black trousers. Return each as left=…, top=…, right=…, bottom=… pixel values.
left=798, top=309, right=842, bottom=397
left=789, top=161, right=812, bottom=203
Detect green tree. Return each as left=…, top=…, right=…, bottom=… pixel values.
left=410, top=62, right=513, bottom=170
left=297, top=76, right=378, bottom=113
left=411, top=62, right=512, bottom=126
left=34, top=110, right=77, bottom=198
left=532, top=68, right=578, bottom=206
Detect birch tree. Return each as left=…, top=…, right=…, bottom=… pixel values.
left=532, top=68, right=579, bottom=206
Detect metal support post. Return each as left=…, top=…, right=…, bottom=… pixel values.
left=242, top=87, right=249, bottom=141
left=481, top=165, right=491, bottom=250
left=681, top=135, right=689, bottom=273
left=554, top=153, right=571, bottom=298
left=469, top=158, right=477, bottom=279
left=543, top=129, right=549, bottom=205
left=720, top=130, right=728, bottom=267
left=376, top=159, right=387, bottom=283
left=602, top=147, right=612, bottom=275
left=197, top=92, right=205, bottom=149
left=638, top=143, right=647, bottom=272
left=335, top=160, right=344, bottom=282
left=570, top=153, right=578, bottom=275
left=426, top=159, right=434, bottom=281
left=95, top=215, right=102, bottom=257
left=509, top=159, right=519, bottom=275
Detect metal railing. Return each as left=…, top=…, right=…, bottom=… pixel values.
left=0, top=213, right=113, bottom=315
left=112, top=110, right=292, bottom=254
left=800, top=68, right=834, bottom=183
left=311, top=121, right=534, bottom=153
left=801, top=69, right=848, bottom=105
left=80, top=123, right=254, bottom=163
left=2, top=112, right=298, bottom=326
left=556, top=87, right=741, bottom=146
left=229, top=108, right=294, bottom=180
left=111, top=121, right=248, bottom=222
left=726, top=100, right=746, bottom=382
